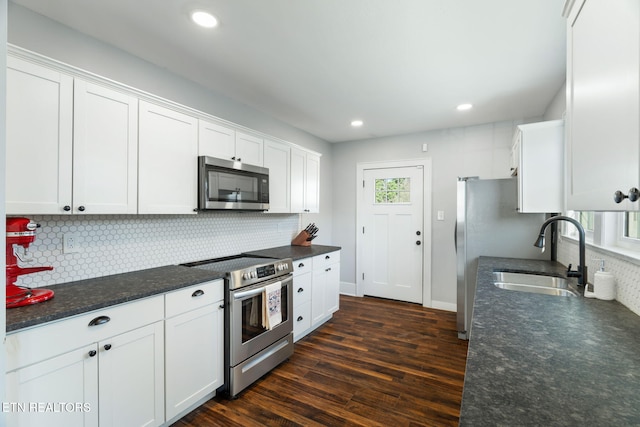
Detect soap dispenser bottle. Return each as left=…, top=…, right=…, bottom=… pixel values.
left=593, top=259, right=616, bottom=300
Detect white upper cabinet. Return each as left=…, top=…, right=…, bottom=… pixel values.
left=263, top=139, right=291, bottom=213
left=6, top=57, right=138, bottom=215
left=73, top=80, right=138, bottom=214
left=236, top=132, right=264, bottom=166
left=198, top=120, right=236, bottom=159
left=565, top=0, right=640, bottom=210
left=199, top=120, right=263, bottom=166
left=138, top=101, right=198, bottom=214
left=6, top=56, right=74, bottom=214
left=291, top=148, right=320, bottom=213
left=512, top=120, right=564, bottom=213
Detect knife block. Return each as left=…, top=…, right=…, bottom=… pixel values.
left=291, top=230, right=312, bottom=246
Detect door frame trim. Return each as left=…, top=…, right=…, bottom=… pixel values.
left=356, top=158, right=433, bottom=307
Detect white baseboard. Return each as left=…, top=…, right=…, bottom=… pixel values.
left=339, top=281, right=357, bottom=296
left=430, top=300, right=456, bottom=312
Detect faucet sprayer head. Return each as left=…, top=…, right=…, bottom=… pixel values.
left=533, top=233, right=546, bottom=252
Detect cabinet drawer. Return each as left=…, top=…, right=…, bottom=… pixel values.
left=293, top=257, right=312, bottom=276
left=293, top=273, right=311, bottom=306
left=6, top=295, right=164, bottom=372
left=165, top=279, right=224, bottom=318
left=293, top=301, right=311, bottom=339
left=313, top=251, right=340, bottom=269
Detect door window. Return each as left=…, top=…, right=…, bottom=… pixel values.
left=374, top=177, right=411, bottom=204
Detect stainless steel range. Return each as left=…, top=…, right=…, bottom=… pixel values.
left=183, top=255, right=294, bottom=398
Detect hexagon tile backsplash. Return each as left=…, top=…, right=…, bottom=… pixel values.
left=557, top=239, right=640, bottom=316
left=16, top=213, right=301, bottom=288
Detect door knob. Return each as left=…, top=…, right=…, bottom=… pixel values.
left=416, top=231, right=421, bottom=236
left=416, top=241, right=422, bottom=245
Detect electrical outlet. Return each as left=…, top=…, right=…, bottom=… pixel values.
left=437, top=210, right=445, bottom=221
left=63, top=233, right=81, bottom=254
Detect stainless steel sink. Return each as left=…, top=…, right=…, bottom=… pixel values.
left=492, top=271, right=579, bottom=297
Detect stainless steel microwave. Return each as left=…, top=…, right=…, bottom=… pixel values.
left=198, top=156, right=269, bottom=211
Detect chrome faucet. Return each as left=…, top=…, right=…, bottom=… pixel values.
left=533, top=216, right=587, bottom=286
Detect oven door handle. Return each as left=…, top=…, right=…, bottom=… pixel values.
left=233, top=286, right=268, bottom=300
left=232, top=276, right=292, bottom=300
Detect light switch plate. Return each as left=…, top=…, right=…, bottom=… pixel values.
left=437, top=210, right=445, bottom=221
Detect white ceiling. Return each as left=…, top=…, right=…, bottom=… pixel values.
left=11, top=0, right=567, bottom=143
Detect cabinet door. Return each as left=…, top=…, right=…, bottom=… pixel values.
left=325, top=262, right=340, bottom=315
left=263, top=139, right=291, bottom=213
left=290, top=148, right=306, bottom=213
left=236, top=132, right=264, bottom=165
left=165, top=303, right=224, bottom=420
left=199, top=120, right=236, bottom=159
left=6, top=56, right=73, bottom=214
left=311, top=268, right=327, bottom=326
left=6, top=345, right=99, bottom=427
left=98, top=321, right=164, bottom=427
left=139, top=101, right=198, bottom=214
left=304, top=153, right=320, bottom=213
left=566, top=0, right=640, bottom=210
left=73, top=80, right=138, bottom=214
left=516, top=121, right=564, bottom=213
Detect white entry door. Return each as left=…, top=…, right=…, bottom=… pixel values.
left=361, top=166, right=424, bottom=304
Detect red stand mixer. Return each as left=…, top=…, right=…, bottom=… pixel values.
left=6, top=217, right=54, bottom=308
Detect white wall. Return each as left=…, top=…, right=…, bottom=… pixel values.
left=1, top=0, right=7, bottom=418
left=7, top=3, right=334, bottom=245
left=331, top=118, right=540, bottom=308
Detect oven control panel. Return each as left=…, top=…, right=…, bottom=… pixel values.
left=241, top=262, right=290, bottom=281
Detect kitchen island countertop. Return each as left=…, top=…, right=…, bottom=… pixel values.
left=460, top=256, right=640, bottom=426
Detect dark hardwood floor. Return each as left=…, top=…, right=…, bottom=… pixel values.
left=173, top=295, right=469, bottom=427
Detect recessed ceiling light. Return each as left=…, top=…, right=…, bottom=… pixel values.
left=351, top=120, right=364, bottom=127
left=191, top=10, right=218, bottom=28
left=457, top=103, right=473, bottom=111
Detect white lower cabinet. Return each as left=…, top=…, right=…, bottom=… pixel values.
left=164, top=280, right=224, bottom=422
left=292, top=258, right=312, bottom=341
left=6, top=279, right=229, bottom=426
left=5, top=345, right=99, bottom=427
left=293, top=251, right=341, bottom=341
left=5, top=296, right=165, bottom=427
left=311, top=252, right=341, bottom=326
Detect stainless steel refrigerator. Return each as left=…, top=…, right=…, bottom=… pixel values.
left=456, top=177, right=549, bottom=339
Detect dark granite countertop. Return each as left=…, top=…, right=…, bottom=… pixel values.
left=244, top=244, right=341, bottom=261
left=6, top=245, right=341, bottom=334
left=459, top=256, right=640, bottom=426
left=6, top=266, right=224, bottom=333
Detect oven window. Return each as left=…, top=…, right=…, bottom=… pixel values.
left=208, top=170, right=260, bottom=203
left=241, top=284, right=289, bottom=343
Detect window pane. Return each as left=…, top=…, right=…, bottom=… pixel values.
left=626, top=212, right=640, bottom=239
left=578, top=212, right=594, bottom=232
left=374, top=177, right=411, bottom=204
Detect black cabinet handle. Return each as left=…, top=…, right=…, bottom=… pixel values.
left=104, top=344, right=112, bottom=351
left=614, top=188, right=640, bottom=203
left=63, top=205, right=71, bottom=211
left=192, top=289, right=204, bottom=297
left=219, top=304, right=225, bottom=309
left=298, top=263, right=305, bottom=268
left=88, top=316, right=110, bottom=327
left=237, top=157, right=242, bottom=162
left=326, top=268, right=331, bottom=272
left=325, top=255, right=330, bottom=260
left=297, top=316, right=303, bottom=321
left=78, top=205, right=86, bottom=212
left=297, top=287, right=304, bottom=293
left=88, top=350, right=97, bottom=357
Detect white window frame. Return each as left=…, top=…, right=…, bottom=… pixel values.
left=615, top=212, right=640, bottom=251
left=563, top=211, right=640, bottom=259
